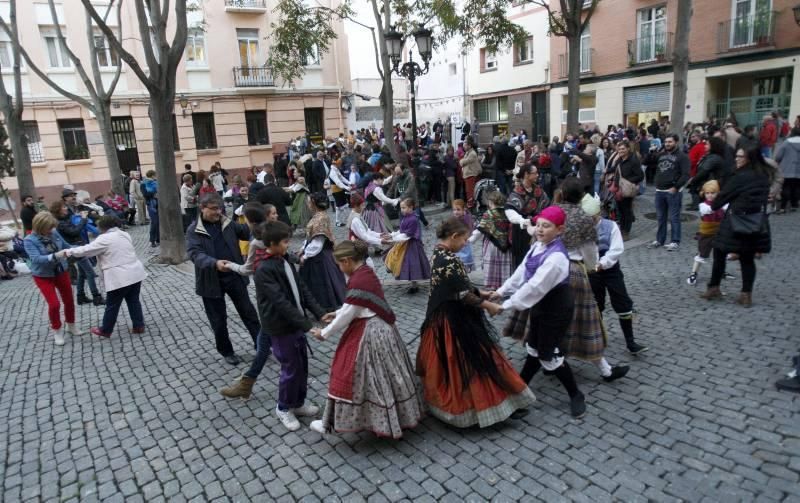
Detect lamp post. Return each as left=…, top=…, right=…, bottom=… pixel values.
left=384, top=27, right=433, bottom=145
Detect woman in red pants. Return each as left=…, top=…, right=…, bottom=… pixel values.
left=23, top=212, right=81, bottom=346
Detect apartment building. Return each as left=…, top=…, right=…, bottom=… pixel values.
left=548, top=0, right=800, bottom=136
left=0, top=0, right=351, bottom=199
left=465, top=3, right=551, bottom=145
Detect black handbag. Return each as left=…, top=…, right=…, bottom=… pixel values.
left=728, top=209, right=768, bottom=235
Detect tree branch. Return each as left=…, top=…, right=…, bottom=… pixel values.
left=136, top=0, right=160, bottom=81
left=9, top=0, right=22, bottom=116
left=168, top=0, right=188, bottom=72
left=103, top=0, right=125, bottom=98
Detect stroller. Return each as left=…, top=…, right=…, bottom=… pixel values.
left=473, top=178, right=499, bottom=216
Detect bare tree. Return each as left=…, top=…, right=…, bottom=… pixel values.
left=0, top=0, right=127, bottom=194
left=668, top=0, right=691, bottom=141
left=81, top=0, right=188, bottom=264
left=0, top=0, right=34, bottom=200
left=531, top=0, right=599, bottom=134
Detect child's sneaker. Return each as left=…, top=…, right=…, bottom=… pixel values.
left=293, top=402, right=320, bottom=417
left=687, top=272, right=697, bottom=286
left=276, top=407, right=301, bottom=431
left=309, top=419, right=326, bottom=434
left=664, top=242, right=680, bottom=251
left=646, top=241, right=662, bottom=249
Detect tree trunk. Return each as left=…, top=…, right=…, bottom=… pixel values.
left=149, top=95, right=184, bottom=264
left=669, top=0, right=692, bottom=142
left=4, top=111, right=34, bottom=199
left=381, top=73, right=399, bottom=162
left=566, top=35, right=582, bottom=134
left=95, top=104, right=125, bottom=195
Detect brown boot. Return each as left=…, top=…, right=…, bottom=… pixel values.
left=700, top=286, right=722, bottom=300
left=735, top=292, right=752, bottom=307
left=220, top=376, right=255, bottom=399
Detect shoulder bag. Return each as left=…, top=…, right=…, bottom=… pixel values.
left=728, top=207, right=769, bottom=236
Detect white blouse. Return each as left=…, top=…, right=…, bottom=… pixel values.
left=497, top=240, right=569, bottom=312
left=320, top=304, right=376, bottom=339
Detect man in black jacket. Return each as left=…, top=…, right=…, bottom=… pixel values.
left=310, top=151, right=329, bottom=194
left=20, top=195, right=37, bottom=235
left=186, top=193, right=261, bottom=365
left=496, top=138, right=517, bottom=195
left=256, top=174, right=292, bottom=225
left=648, top=134, right=690, bottom=251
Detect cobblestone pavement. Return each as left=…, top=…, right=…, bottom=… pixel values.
left=1, top=194, right=798, bottom=502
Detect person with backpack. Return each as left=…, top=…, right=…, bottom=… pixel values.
left=141, top=170, right=159, bottom=248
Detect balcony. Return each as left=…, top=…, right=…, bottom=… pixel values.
left=224, top=0, right=267, bottom=13
left=627, top=32, right=673, bottom=67
left=557, top=48, right=593, bottom=80
left=717, top=11, right=777, bottom=54
left=233, top=67, right=274, bottom=87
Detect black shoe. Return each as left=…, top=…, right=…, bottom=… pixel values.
left=570, top=392, right=586, bottom=418
left=406, top=285, right=420, bottom=294
left=92, top=294, right=106, bottom=306
left=150, top=242, right=157, bottom=248
left=510, top=408, right=529, bottom=420
left=603, top=365, right=630, bottom=382
left=224, top=354, right=241, bottom=365
left=627, top=342, right=649, bottom=355
left=77, top=294, right=91, bottom=305
left=776, top=377, right=800, bottom=393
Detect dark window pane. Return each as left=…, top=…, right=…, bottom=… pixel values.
left=192, top=112, right=217, bottom=150
left=245, top=110, right=269, bottom=145
left=58, top=119, right=89, bottom=160
left=172, top=114, right=180, bottom=151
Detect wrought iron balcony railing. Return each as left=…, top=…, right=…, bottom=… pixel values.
left=233, top=67, right=274, bottom=87
left=627, top=32, right=673, bottom=66
left=224, top=0, right=267, bottom=11
left=717, top=11, right=777, bottom=53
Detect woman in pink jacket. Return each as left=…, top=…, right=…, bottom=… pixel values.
left=58, top=215, right=147, bottom=338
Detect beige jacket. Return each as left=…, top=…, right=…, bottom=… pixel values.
left=460, top=148, right=482, bottom=178
left=67, top=228, right=147, bottom=291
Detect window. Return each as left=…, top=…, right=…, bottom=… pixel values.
left=561, top=93, right=597, bottom=124
left=192, top=112, right=217, bottom=150
left=731, top=0, right=772, bottom=47
left=483, top=49, right=497, bottom=71
left=93, top=32, right=119, bottom=68
left=41, top=29, right=71, bottom=69
left=185, top=29, right=206, bottom=67
left=579, top=23, right=591, bottom=73
left=514, top=37, right=533, bottom=65
left=304, top=44, right=320, bottom=66
left=474, top=97, right=508, bottom=123
left=172, top=114, right=181, bottom=151
left=58, top=119, right=89, bottom=160
left=24, top=121, right=45, bottom=163
left=245, top=110, right=269, bottom=146
left=449, top=63, right=457, bottom=75
left=636, top=6, right=667, bottom=63
left=237, top=29, right=259, bottom=68
left=0, top=30, right=17, bottom=70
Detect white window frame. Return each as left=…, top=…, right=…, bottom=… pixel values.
left=304, top=44, right=320, bottom=67
left=636, top=5, right=667, bottom=63
left=185, top=28, right=207, bottom=67
left=41, top=28, right=72, bottom=69
left=93, top=31, right=119, bottom=69
left=561, top=108, right=597, bottom=124
left=579, top=23, right=591, bottom=73
left=516, top=37, right=533, bottom=64
left=484, top=50, right=497, bottom=71
left=731, top=0, right=772, bottom=48
left=237, top=29, right=259, bottom=68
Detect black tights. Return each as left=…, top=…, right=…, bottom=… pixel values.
left=708, top=248, right=757, bottom=293
left=519, top=356, right=580, bottom=398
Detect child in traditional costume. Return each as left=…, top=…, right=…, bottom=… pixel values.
left=328, top=159, right=352, bottom=227
left=469, top=191, right=513, bottom=289
left=582, top=194, right=648, bottom=355
left=220, top=221, right=328, bottom=432
left=417, top=218, right=536, bottom=428
left=288, top=175, right=313, bottom=232
left=347, top=193, right=391, bottom=268
left=299, top=192, right=346, bottom=311
left=493, top=206, right=586, bottom=418
left=687, top=180, right=726, bottom=286
left=308, top=240, right=424, bottom=438
left=363, top=170, right=398, bottom=234
left=451, top=199, right=475, bottom=272
left=385, top=198, right=431, bottom=294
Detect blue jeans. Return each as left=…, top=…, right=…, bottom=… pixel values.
left=655, top=190, right=683, bottom=244
left=76, top=257, right=99, bottom=296
left=147, top=200, right=159, bottom=244
left=244, top=330, right=273, bottom=379
left=101, top=281, right=144, bottom=333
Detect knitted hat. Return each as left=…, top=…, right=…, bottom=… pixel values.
left=580, top=193, right=601, bottom=216
left=534, top=206, right=566, bottom=226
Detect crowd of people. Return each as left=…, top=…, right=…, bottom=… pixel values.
left=4, top=108, right=799, bottom=436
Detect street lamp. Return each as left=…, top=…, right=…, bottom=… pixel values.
left=384, top=26, right=433, bottom=145
left=179, top=94, right=189, bottom=117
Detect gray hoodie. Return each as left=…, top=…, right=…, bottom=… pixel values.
left=776, top=136, right=800, bottom=179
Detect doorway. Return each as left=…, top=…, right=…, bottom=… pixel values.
left=304, top=108, right=324, bottom=144
left=111, top=116, right=140, bottom=175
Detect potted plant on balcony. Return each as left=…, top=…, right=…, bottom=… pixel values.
left=753, top=7, right=772, bottom=46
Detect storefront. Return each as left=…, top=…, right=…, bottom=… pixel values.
left=623, top=83, right=671, bottom=128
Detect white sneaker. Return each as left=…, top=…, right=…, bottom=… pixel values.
left=51, top=328, right=65, bottom=346
left=309, top=419, right=326, bottom=434
left=276, top=407, right=301, bottom=431
left=65, top=323, right=81, bottom=336
left=293, top=402, right=320, bottom=417
left=646, top=241, right=662, bottom=249
left=664, top=242, right=680, bottom=251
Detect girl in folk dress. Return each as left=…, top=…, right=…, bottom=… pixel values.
left=505, top=164, right=551, bottom=268
left=363, top=170, right=398, bottom=234
left=384, top=198, right=431, bottom=294
left=288, top=164, right=313, bottom=232
left=493, top=206, right=586, bottom=418
left=346, top=193, right=392, bottom=269
left=451, top=199, right=475, bottom=272
left=469, top=191, right=513, bottom=289
left=417, top=218, right=536, bottom=428
left=308, top=241, right=424, bottom=438
left=299, top=192, right=346, bottom=311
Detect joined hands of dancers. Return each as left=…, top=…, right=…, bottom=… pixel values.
left=309, top=312, right=338, bottom=340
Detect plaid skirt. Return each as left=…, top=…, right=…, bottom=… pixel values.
left=503, top=308, right=530, bottom=341
left=563, top=261, right=606, bottom=362
left=482, top=239, right=513, bottom=289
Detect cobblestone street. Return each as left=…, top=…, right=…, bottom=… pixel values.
left=1, top=196, right=798, bottom=502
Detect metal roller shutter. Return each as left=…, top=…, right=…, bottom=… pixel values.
left=623, top=84, right=671, bottom=114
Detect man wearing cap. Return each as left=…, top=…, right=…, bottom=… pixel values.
left=57, top=188, right=105, bottom=306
